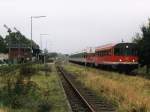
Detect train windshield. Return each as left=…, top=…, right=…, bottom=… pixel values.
left=114, top=44, right=138, bottom=56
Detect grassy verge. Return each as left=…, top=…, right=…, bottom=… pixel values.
left=64, top=63, right=150, bottom=112
left=31, top=64, right=69, bottom=112
left=133, top=66, right=150, bottom=78
left=0, top=63, right=69, bottom=112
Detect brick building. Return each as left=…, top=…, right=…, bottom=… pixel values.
left=8, top=44, right=31, bottom=63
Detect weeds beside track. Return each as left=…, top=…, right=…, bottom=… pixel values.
left=56, top=66, right=116, bottom=112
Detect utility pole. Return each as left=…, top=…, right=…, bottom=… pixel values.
left=4, top=24, right=12, bottom=64
left=31, top=17, right=33, bottom=54
left=14, top=27, right=21, bottom=63
left=40, top=34, right=48, bottom=63
left=30, top=16, right=46, bottom=61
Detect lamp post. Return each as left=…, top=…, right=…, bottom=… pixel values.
left=30, top=16, right=46, bottom=56
left=14, top=27, right=21, bottom=62
left=39, top=34, right=48, bottom=63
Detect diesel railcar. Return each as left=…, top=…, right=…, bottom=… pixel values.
left=69, top=43, right=138, bottom=72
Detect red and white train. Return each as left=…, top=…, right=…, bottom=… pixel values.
left=69, top=43, right=138, bottom=72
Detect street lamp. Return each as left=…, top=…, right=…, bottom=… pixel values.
left=39, top=34, right=49, bottom=64
left=14, top=27, right=21, bottom=60
left=30, top=16, right=46, bottom=53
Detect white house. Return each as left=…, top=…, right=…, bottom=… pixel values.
left=0, top=53, right=8, bottom=61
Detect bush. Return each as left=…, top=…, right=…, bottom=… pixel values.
left=19, top=65, right=37, bottom=78
left=37, top=100, right=51, bottom=112
left=11, top=95, right=24, bottom=109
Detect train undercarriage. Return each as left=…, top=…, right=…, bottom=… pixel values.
left=69, top=60, right=138, bottom=74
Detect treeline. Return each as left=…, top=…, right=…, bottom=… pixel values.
left=133, top=19, right=150, bottom=73
left=0, top=32, right=39, bottom=53
left=0, top=35, right=7, bottom=53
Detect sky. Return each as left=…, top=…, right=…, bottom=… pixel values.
left=0, top=0, right=150, bottom=54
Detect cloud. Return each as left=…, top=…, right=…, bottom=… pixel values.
left=0, top=0, right=149, bottom=53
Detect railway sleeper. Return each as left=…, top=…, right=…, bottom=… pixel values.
left=58, top=66, right=116, bottom=112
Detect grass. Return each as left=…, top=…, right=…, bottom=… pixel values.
left=133, top=66, right=150, bottom=78
left=31, top=64, right=69, bottom=112
left=0, top=63, right=69, bottom=112
left=64, top=63, right=150, bottom=112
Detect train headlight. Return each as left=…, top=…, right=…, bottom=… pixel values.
left=133, top=59, right=135, bottom=62
left=119, top=59, right=122, bottom=62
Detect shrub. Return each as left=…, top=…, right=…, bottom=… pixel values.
left=19, top=65, right=37, bottom=78
left=37, top=100, right=51, bottom=112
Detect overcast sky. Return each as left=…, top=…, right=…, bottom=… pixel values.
left=0, top=0, right=150, bottom=53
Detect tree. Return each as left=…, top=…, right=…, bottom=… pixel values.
left=0, top=35, right=7, bottom=53
left=133, top=19, right=150, bottom=73
left=132, top=33, right=142, bottom=43
left=5, top=32, right=40, bottom=56
left=5, top=32, right=39, bottom=48
left=48, top=52, right=58, bottom=58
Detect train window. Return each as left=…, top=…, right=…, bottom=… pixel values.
left=114, top=48, right=121, bottom=55
left=104, top=51, right=106, bottom=56
left=132, top=49, right=138, bottom=56
left=108, top=50, right=111, bottom=56
left=97, top=50, right=112, bottom=56
left=124, top=48, right=132, bottom=56
left=96, top=52, right=98, bottom=56
left=99, top=52, right=101, bottom=56
left=102, top=51, right=103, bottom=56
left=106, top=51, right=108, bottom=55
left=103, top=51, right=108, bottom=56
left=114, top=48, right=138, bottom=56
left=101, top=51, right=103, bottom=56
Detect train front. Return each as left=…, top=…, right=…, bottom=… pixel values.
left=113, top=43, right=138, bottom=72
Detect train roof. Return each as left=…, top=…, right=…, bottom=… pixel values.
left=95, top=43, right=116, bottom=51
left=95, top=43, right=136, bottom=51
left=70, top=47, right=95, bottom=56
left=70, top=51, right=86, bottom=56
left=70, top=43, right=137, bottom=55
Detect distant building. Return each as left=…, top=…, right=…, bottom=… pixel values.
left=8, top=44, right=31, bottom=63
left=0, top=53, right=8, bottom=61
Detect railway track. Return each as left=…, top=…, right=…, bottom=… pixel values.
left=56, top=66, right=116, bottom=112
